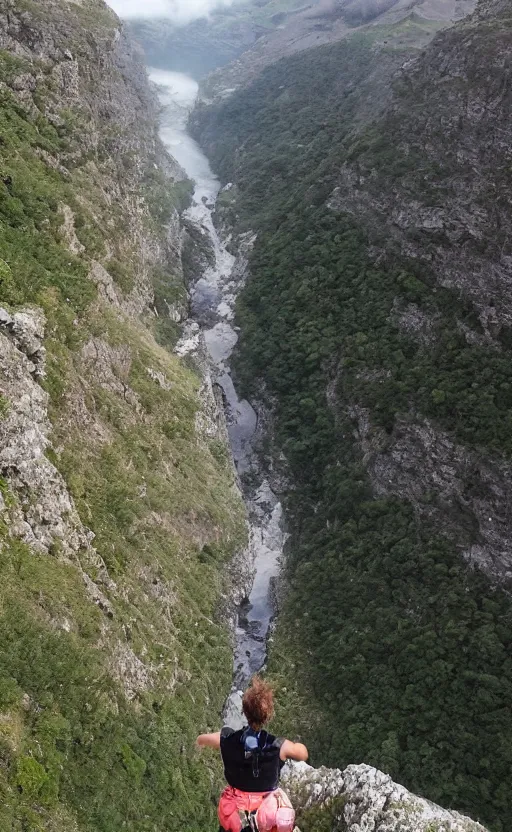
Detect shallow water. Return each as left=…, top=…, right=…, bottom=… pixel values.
left=150, top=69, right=219, bottom=201
left=151, top=70, right=284, bottom=725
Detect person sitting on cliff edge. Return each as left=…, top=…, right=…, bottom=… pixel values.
left=196, top=675, right=308, bottom=832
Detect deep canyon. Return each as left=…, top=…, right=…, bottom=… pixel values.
left=0, top=0, right=510, bottom=831
left=150, top=67, right=285, bottom=722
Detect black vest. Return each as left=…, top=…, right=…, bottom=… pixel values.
left=220, top=726, right=285, bottom=793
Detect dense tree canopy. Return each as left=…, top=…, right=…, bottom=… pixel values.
left=193, top=28, right=512, bottom=831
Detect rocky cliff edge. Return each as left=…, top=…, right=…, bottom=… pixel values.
left=285, top=762, right=488, bottom=832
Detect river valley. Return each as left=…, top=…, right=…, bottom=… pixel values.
left=150, top=68, right=285, bottom=726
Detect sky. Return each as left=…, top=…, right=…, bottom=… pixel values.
left=106, top=0, right=238, bottom=25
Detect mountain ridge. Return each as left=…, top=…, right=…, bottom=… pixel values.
left=127, top=0, right=477, bottom=92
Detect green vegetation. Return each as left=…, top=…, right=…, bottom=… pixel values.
left=0, top=534, right=234, bottom=831
left=0, top=82, right=95, bottom=311
left=0, top=301, right=246, bottom=831
left=0, top=7, right=245, bottom=829
left=145, top=169, right=194, bottom=225
left=294, top=797, right=347, bottom=832
left=192, top=25, right=512, bottom=831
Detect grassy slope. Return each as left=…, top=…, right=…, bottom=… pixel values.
left=0, top=6, right=245, bottom=831
left=191, top=20, right=512, bottom=832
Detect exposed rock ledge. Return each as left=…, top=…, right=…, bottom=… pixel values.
left=0, top=306, right=115, bottom=614
left=283, top=762, right=488, bottom=832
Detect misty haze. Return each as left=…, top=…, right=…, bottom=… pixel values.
left=107, top=0, right=238, bottom=24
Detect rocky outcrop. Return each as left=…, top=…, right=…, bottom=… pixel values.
left=285, top=762, right=488, bottom=832
left=0, top=310, right=71, bottom=554
left=0, top=306, right=46, bottom=378
left=330, top=1, right=512, bottom=331
left=0, top=308, right=115, bottom=609
left=352, top=409, right=512, bottom=581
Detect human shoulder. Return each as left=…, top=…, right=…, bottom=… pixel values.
left=279, top=738, right=309, bottom=762
left=221, top=726, right=241, bottom=740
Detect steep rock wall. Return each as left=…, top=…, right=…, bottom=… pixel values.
left=324, top=0, right=512, bottom=580
left=0, top=0, right=189, bottom=319
left=0, top=1, right=246, bottom=829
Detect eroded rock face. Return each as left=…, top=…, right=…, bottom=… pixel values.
left=350, top=409, right=512, bottom=581
left=0, top=306, right=46, bottom=378
left=0, top=309, right=114, bottom=609
left=330, top=1, right=512, bottom=332
left=284, top=762, right=488, bottom=832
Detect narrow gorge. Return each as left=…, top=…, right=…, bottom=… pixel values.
left=0, top=0, right=510, bottom=831
left=150, top=68, right=285, bottom=723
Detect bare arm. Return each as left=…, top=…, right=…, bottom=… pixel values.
left=196, top=731, right=221, bottom=750
left=280, top=739, right=309, bottom=762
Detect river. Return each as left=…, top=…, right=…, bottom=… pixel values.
left=150, top=68, right=285, bottom=727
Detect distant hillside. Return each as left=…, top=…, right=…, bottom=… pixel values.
left=127, top=0, right=313, bottom=77
left=199, top=0, right=477, bottom=99
left=128, top=0, right=476, bottom=90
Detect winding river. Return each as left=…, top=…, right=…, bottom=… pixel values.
left=150, top=69, right=285, bottom=727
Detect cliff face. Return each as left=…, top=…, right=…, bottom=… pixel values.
left=286, top=762, right=489, bottom=832
left=331, top=5, right=512, bottom=330
left=0, top=0, right=186, bottom=318
left=327, top=0, right=512, bottom=580
left=190, top=1, right=512, bottom=828
left=0, top=1, right=245, bottom=829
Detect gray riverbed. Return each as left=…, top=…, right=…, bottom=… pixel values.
left=151, top=69, right=285, bottom=727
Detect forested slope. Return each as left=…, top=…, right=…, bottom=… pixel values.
left=0, top=2, right=245, bottom=829
left=191, top=3, right=512, bottom=829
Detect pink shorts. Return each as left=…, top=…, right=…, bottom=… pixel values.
left=219, top=786, right=271, bottom=832
left=218, top=786, right=295, bottom=832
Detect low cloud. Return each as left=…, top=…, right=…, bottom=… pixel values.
left=107, top=0, right=238, bottom=25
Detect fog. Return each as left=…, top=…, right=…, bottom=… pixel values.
left=107, top=0, right=239, bottom=25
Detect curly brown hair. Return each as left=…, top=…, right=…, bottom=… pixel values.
left=242, top=675, right=275, bottom=729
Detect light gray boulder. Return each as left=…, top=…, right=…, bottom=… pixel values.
left=283, top=762, right=488, bottom=832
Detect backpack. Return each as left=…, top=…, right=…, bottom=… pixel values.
left=256, top=789, right=295, bottom=832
